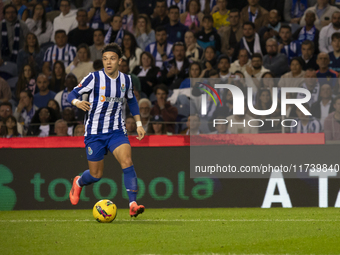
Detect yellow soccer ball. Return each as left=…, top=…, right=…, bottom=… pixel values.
left=93, top=200, right=117, bottom=223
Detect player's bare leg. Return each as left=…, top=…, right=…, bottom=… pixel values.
left=69, top=160, right=104, bottom=205
left=113, top=143, right=145, bottom=217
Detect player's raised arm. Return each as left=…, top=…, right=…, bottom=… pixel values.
left=67, top=73, right=95, bottom=111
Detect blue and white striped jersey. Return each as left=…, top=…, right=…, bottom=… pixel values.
left=290, top=117, right=322, bottom=133
left=73, top=70, right=134, bottom=136
left=43, top=44, right=77, bottom=69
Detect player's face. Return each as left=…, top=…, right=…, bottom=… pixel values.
left=102, top=52, right=122, bottom=76
left=301, top=44, right=313, bottom=59
left=279, top=28, right=291, bottom=42
left=332, top=38, right=340, bottom=52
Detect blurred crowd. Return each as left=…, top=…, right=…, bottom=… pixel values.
left=1, top=0, right=340, bottom=140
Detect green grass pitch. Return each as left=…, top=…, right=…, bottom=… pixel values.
left=1, top=208, right=340, bottom=255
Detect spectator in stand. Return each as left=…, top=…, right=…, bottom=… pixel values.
left=62, top=107, right=77, bottom=135
left=324, top=95, right=340, bottom=140
left=179, top=61, right=202, bottom=88
left=297, top=40, right=318, bottom=71
left=2, top=116, right=21, bottom=137
left=195, top=14, right=221, bottom=52
left=27, top=107, right=57, bottom=137
left=25, top=3, right=53, bottom=46
left=12, top=0, right=28, bottom=21
left=300, top=0, right=338, bottom=31
left=201, top=46, right=217, bottom=75
left=125, top=115, right=137, bottom=135
left=16, top=64, right=36, bottom=100
left=278, top=25, right=300, bottom=64
left=138, top=98, right=152, bottom=132
left=68, top=9, right=94, bottom=47
left=297, top=69, right=320, bottom=107
left=263, top=38, right=289, bottom=77
left=258, top=10, right=282, bottom=43
left=42, top=30, right=77, bottom=77
left=230, top=49, right=251, bottom=74
left=311, top=83, right=334, bottom=127
left=227, top=103, right=259, bottom=134
left=180, top=0, right=203, bottom=33
left=161, top=41, right=190, bottom=88
left=17, top=33, right=44, bottom=74
left=212, top=0, right=230, bottom=31
left=121, top=33, right=143, bottom=72
left=180, top=114, right=200, bottom=135
left=319, top=11, right=340, bottom=53
left=119, top=0, right=139, bottom=34
left=34, top=74, right=56, bottom=108
left=50, top=61, right=66, bottom=93
left=216, top=55, right=231, bottom=81
left=152, top=0, right=170, bottom=29
left=54, top=73, right=80, bottom=112
left=219, top=9, right=242, bottom=57
left=73, top=123, right=85, bottom=136
left=147, top=115, right=168, bottom=135
left=184, top=30, right=203, bottom=62
left=51, top=0, right=78, bottom=42
left=240, top=0, right=269, bottom=32
left=290, top=103, right=322, bottom=133
left=328, top=32, right=340, bottom=73
left=0, top=4, right=29, bottom=62
left=284, top=0, right=314, bottom=24
left=292, top=11, right=319, bottom=53
left=135, top=14, right=156, bottom=51
left=316, top=52, right=338, bottom=88
left=243, top=53, right=269, bottom=92
left=232, top=21, right=265, bottom=62
left=104, top=15, right=128, bottom=46
left=167, top=0, right=187, bottom=14
left=54, top=119, right=69, bottom=136
left=278, top=57, right=305, bottom=88
left=14, top=90, right=38, bottom=132
left=150, top=84, right=178, bottom=133
left=132, top=52, right=160, bottom=97
left=145, top=26, right=174, bottom=69
left=0, top=102, right=13, bottom=122
left=135, top=0, right=157, bottom=17
left=165, top=5, right=189, bottom=44
left=89, top=29, right=105, bottom=61
left=66, top=44, right=94, bottom=83
left=47, top=99, right=62, bottom=120
left=118, top=59, right=142, bottom=93
left=87, top=0, right=114, bottom=32
left=0, top=77, right=11, bottom=103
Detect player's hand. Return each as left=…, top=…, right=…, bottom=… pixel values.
left=75, top=101, right=91, bottom=111
left=136, top=126, right=146, bottom=141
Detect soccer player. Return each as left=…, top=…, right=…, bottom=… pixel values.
left=67, top=43, right=146, bottom=218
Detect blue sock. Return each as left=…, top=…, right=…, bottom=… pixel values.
left=78, top=170, right=101, bottom=187
left=122, top=165, right=137, bottom=203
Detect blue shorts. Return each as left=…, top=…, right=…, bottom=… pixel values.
left=84, top=130, right=130, bottom=161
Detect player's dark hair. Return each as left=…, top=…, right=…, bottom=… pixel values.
left=155, top=26, right=167, bottom=33
left=55, top=29, right=66, bottom=36
left=252, top=53, right=263, bottom=61
left=242, top=21, right=255, bottom=29
left=279, top=24, right=291, bottom=32
left=202, top=14, right=213, bottom=23
left=102, top=43, right=123, bottom=58
left=154, top=84, right=169, bottom=95
left=301, top=40, right=315, bottom=50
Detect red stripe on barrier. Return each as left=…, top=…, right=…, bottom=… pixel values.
left=0, top=133, right=325, bottom=148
